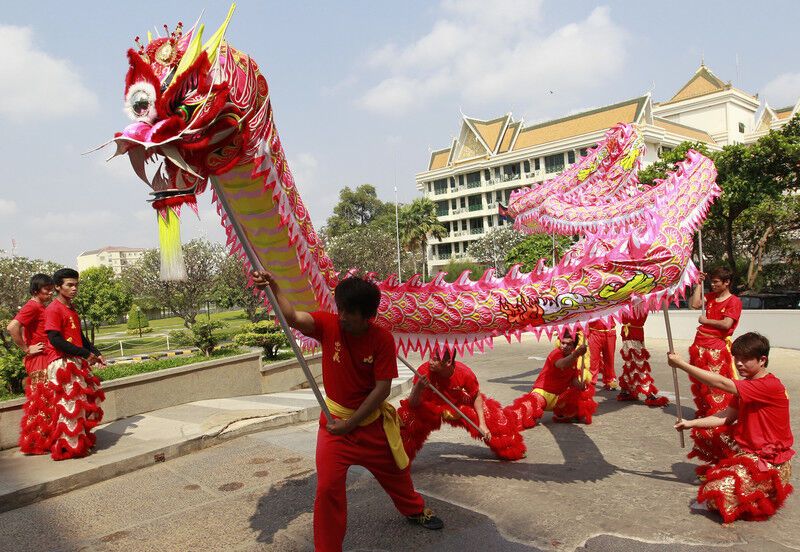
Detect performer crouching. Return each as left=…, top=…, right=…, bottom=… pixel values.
left=252, top=272, right=443, bottom=552
left=44, top=269, right=105, bottom=460
left=508, top=330, right=596, bottom=428
left=668, top=333, right=793, bottom=523
left=398, top=348, right=525, bottom=461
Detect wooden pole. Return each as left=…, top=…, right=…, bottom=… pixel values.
left=397, top=355, right=488, bottom=439
left=662, top=303, right=685, bottom=448
left=698, top=229, right=704, bottom=273
left=211, top=179, right=332, bottom=423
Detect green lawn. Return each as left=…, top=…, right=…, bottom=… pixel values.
left=96, top=309, right=255, bottom=337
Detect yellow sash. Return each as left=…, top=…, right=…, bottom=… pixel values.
left=325, top=397, right=409, bottom=470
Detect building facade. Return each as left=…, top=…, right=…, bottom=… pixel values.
left=77, top=246, right=147, bottom=276
left=416, top=65, right=800, bottom=271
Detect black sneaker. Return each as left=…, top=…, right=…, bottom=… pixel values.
left=407, top=508, right=444, bottom=530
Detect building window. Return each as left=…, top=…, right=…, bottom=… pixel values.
left=567, top=150, right=575, bottom=164
left=461, top=220, right=468, bottom=231
left=470, top=217, right=484, bottom=234
left=439, top=243, right=452, bottom=259
left=460, top=197, right=466, bottom=208
left=468, top=195, right=483, bottom=211
left=436, top=200, right=448, bottom=217
left=739, top=122, right=745, bottom=133
left=488, top=216, right=494, bottom=227
left=534, top=158, right=540, bottom=171
left=494, top=167, right=501, bottom=179
left=451, top=199, right=457, bottom=209
left=580, top=148, right=588, bottom=157
left=466, top=171, right=481, bottom=188
left=502, top=163, right=520, bottom=181
left=545, top=153, right=565, bottom=174
left=484, top=169, right=490, bottom=181
left=433, top=179, right=448, bottom=194
left=523, top=160, right=530, bottom=173
left=444, top=221, right=451, bottom=233
left=495, top=191, right=502, bottom=202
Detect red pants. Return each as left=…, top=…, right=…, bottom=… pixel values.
left=588, top=330, right=617, bottom=385
left=315, top=418, right=425, bottom=552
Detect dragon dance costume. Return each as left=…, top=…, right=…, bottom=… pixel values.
left=689, top=292, right=742, bottom=463
left=508, top=346, right=596, bottom=428
left=398, top=360, right=525, bottom=462
left=694, top=374, right=793, bottom=523
left=616, top=312, right=669, bottom=406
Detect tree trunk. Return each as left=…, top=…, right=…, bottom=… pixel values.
left=746, top=225, right=775, bottom=289
left=724, top=217, right=737, bottom=288
left=420, top=241, right=427, bottom=281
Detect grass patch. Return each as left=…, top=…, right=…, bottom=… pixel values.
left=97, top=346, right=246, bottom=381
left=95, top=309, right=254, bottom=337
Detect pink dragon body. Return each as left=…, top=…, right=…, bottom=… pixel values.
left=109, top=8, right=718, bottom=356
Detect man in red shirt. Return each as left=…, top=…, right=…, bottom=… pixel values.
left=252, top=272, right=443, bottom=552
left=43, top=268, right=106, bottom=460
left=508, top=330, right=596, bottom=428
left=669, top=332, right=794, bottom=523
left=6, top=274, right=54, bottom=454
left=687, top=267, right=743, bottom=463
left=398, top=349, right=525, bottom=461
left=588, top=319, right=619, bottom=390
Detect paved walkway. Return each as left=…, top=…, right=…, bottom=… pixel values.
left=0, top=362, right=416, bottom=512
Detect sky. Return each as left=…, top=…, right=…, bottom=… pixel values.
left=0, top=0, right=798, bottom=266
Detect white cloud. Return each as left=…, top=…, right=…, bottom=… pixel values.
left=356, top=2, right=629, bottom=116
left=762, top=72, right=800, bottom=109
left=0, top=199, right=18, bottom=216
left=0, top=25, right=98, bottom=122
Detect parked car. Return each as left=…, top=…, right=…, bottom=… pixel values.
left=739, top=291, right=800, bottom=310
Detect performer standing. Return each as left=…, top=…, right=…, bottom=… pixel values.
left=616, top=311, right=669, bottom=407
left=252, top=272, right=443, bottom=552
left=398, top=349, right=525, bottom=461
left=6, top=274, right=55, bottom=454
left=508, top=330, right=596, bottom=428
left=587, top=319, right=619, bottom=390
left=44, top=269, right=105, bottom=460
left=669, top=333, right=793, bottom=523
left=687, top=267, right=742, bottom=462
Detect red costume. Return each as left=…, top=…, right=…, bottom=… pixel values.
left=398, top=360, right=525, bottom=462
left=695, top=374, right=794, bottom=523
left=588, top=320, right=618, bottom=388
left=689, top=292, right=742, bottom=462
left=508, top=347, right=597, bottom=428
left=43, top=300, right=105, bottom=460
left=307, top=312, right=425, bottom=552
left=15, top=299, right=53, bottom=454
left=616, top=312, right=669, bottom=406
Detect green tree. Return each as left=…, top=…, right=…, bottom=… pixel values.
left=73, top=266, right=133, bottom=342
left=214, top=254, right=266, bottom=322
left=506, top=234, right=573, bottom=271
left=122, top=239, right=223, bottom=328
left=436, top=259, right=490, bottom=283
left=638, top=141, right=711, bottom=185
left=126, top=304, right=150, bottom=336
left=189, top=320, right=225, bottom=356
left=325, top=184, right=389, bottom=238
left=326, top=224, right=416, bottom=278
left=467, top=226, right=527, bottom=275
left=234, top=321, right=289, bottom=360
left=401, top=198, right=447, bottom=281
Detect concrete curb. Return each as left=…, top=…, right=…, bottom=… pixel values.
left=0, top=376, right=413, bottom=513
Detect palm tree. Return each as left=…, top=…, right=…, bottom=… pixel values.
left=400, top=198, right=447, bottom=281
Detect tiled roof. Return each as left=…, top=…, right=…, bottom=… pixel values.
left=663, top=65, right=730, bottom=105
left=469, top=115, right=509, bottom=152
left=429, top=149, right=451, bottom=170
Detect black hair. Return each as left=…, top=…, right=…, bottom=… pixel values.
left=29, top=273, right=54, bottom=295
left=433, top=347, right=456, bottom=363
left=53, top=268, right=79, bottom=287
left=731, top=332, right=770, bottom=367
left=709, top=266, right=733, bottom=285
left=334, top=277, right=381, bottom=319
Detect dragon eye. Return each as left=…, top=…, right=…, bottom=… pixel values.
left=131, top=91, right=151, bottom=117
left=125, top=82, right=157, bottom=122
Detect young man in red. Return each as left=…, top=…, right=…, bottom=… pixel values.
left=253, top=272, right=443, bottom=552
left=669, top=333, right=793, bottom=523
left=398, top=348, right=525, bottom=461
left=7, top=274, right=54, bottom=454
left=587, top=319, right=618, bottom=390
left=44, top=268, right=106, bottom=460
left=508, top=330, right=596, bottom=428
left=688, top=267, right=743, bottom=463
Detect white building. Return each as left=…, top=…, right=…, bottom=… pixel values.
left=417, top=65, right=800, bottom=271
left=77, top=246, right=147, bottom=276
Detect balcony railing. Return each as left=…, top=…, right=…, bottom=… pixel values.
left=470, top=227, right=484, bottom=235
left=453, top=230, right=468, bottom=237
left=451, top=207, right=466, bottom=215
left=501, top=173, right=521, bottom=182
left=468, top=203, right=482, bottom=212
left=486, top=201, right=499, bottom=210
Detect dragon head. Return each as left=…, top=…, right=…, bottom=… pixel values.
left=110, top=5, right=268, bottom=279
